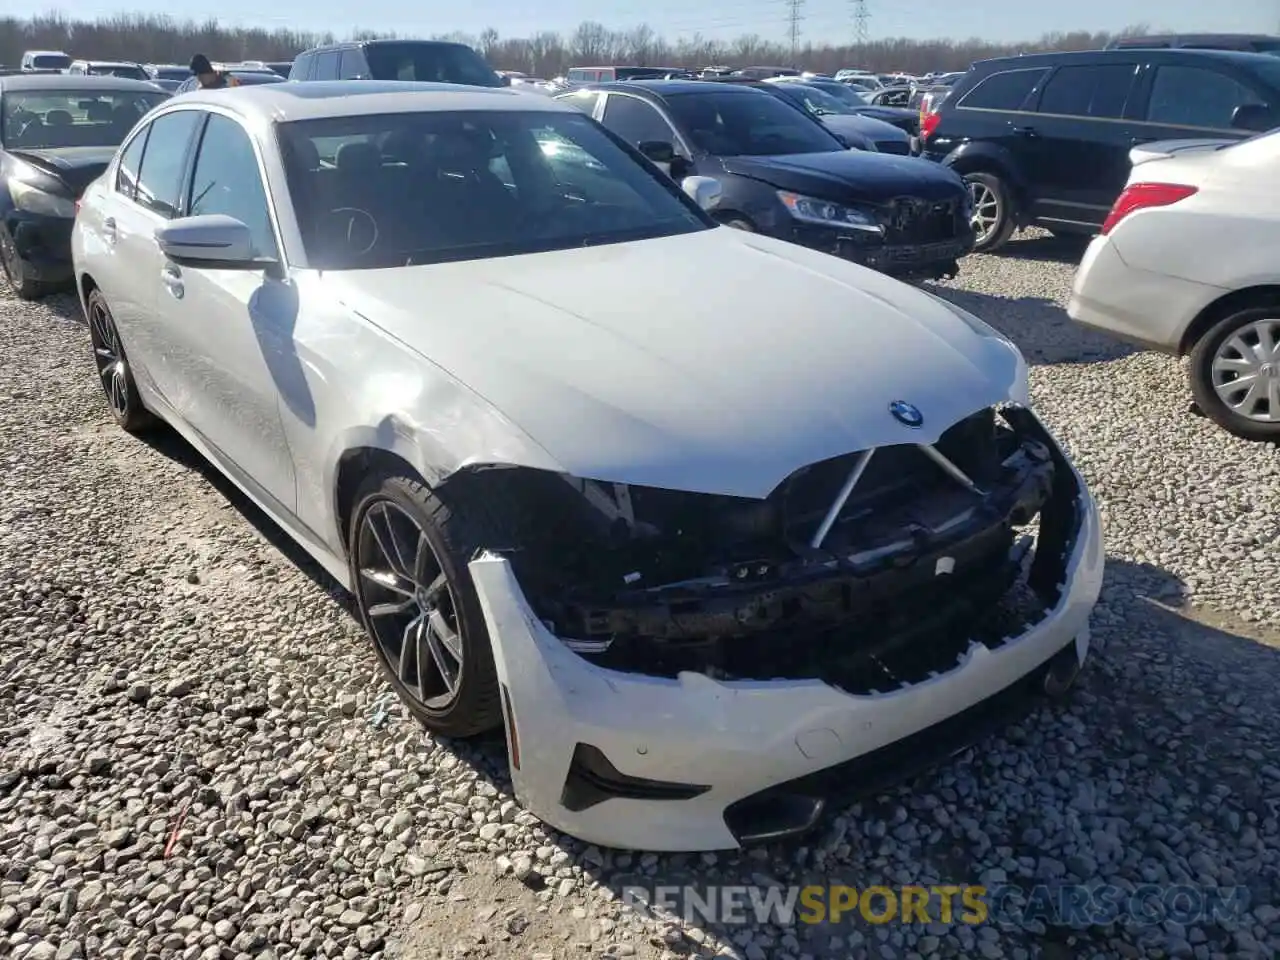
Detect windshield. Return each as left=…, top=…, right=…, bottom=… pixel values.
left=664, top=89, right=842, bottom=156
left=1, top=90, right=168, bottom=149
left=277, top=109, right=712, bottom=270
left=774, top=83, right=858, bottom=116
left=31, top=54, right=71, bottom=70
left=90, top=64, right=149, bottom=80
left=816, top=82, right=872, bottom=105
left=363, top=43, right=502, bottom=87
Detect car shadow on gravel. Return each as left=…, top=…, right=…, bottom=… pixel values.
left=926, top=285, right=1138, bottom=367
left=134, top=425, right=355, bottom=610
left=997, top=233, right=1092, bottom=265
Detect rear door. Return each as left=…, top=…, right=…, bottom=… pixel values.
left=1131, top=61, right=1273, bottom=145
left=96, top=108, right=203, bottom=403
left=1022, top=60, right=1141, bottom=227
left=312, top=50, right=340, bottom=81
left=928, top=65, right=1047, bottom=166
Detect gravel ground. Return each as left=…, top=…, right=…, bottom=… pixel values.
left=2, top=230, right=1279, bottom=960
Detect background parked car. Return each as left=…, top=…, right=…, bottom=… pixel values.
left=290, top=40, right=505, bottom=86
left=172, top=70, right=286, bottom=94
left=921, top=48, right=1280, bottom=251
left=67, top=60, right=150, bottom=81
left=1069, top=131, right=1280, bottom=442
left=0, top=73, right=168, bottom=298
left=772, top=76, right=920, bottom=135
left=21, top=50, right=71, bottom=73
left=558, top=80, right=974, bottom=279
left=146, top=64, right=190, bottom=83
left=757, top=79, right=914, bottom=152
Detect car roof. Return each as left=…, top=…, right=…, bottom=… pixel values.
left=974, top=47, right=1280, bottom=69
left=171, top=80, right=577, bottom=122
left=77, top=60, right=142, bottom=67
left=0, top=73, right=162, bottom=92
left=584, top=79, right=764, bottom=98
left=307, top=38, right=474, bottom=52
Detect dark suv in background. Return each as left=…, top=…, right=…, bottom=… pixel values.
left=921, top=49, right=1280, bottom=251
left=290, top=40, right=505, bottom=87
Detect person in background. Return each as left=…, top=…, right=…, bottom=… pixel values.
left=190, top=54, right=239, bottom=89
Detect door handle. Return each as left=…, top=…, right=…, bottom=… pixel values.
left=102, top=217, right=117, bottom=244
left=1012, top=125, right=1038, bottom=138
left=161, top=263, right=184, bottom=300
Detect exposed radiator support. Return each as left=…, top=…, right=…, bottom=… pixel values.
left=810, top=447, right=876, bottom=549
left=918, top=444, right=985, bottom=495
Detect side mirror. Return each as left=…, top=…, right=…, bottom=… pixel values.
left=638, top=140, right=676, bottom=163
left=681, top=175, right=722, bottom=212
left=1231, top=103, right=1272, bottom=132
left=155, top=214, right=267, bottom=270
left=498, top=73, right=512, bottom=87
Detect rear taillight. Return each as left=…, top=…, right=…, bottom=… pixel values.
left=920, top=106, right=942, bottom=141
left=1100, top=182, right=1197, bottom=235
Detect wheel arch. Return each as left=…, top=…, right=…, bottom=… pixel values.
left=333, top=445, right=428, bottom=556
left=1179, top=285, right=1280, bottom=357
left=78, top=272, right=98, bottom=319
left=944, top=145, right=1029, bottom=211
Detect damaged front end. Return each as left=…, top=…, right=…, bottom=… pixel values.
left=443, top=403, right=1084, bottom=693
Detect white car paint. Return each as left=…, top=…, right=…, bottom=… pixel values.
left=73, top=81, right=1101, bottom=851
left=1069, top=133, right=1280, bottom=354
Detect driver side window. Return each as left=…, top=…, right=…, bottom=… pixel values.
left=600, top=95, right=677, bottom=149
left=187, top=113, right=278, bottom=258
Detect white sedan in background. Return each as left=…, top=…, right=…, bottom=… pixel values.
left=72, top=81, right=1101, bottom=851
left=1069, top=132, right=1280, bottom=442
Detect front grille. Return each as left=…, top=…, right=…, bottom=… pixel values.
left=880, top=196, right=964, bottom=244
left=875, top=139, right=911, bottom=155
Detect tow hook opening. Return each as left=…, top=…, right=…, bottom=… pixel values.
left=1042, top=641, right=1083, bottom=698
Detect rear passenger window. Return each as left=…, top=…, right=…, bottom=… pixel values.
left=313, top=51, right=340, bottom=81
left=134, top=110, right=201, bottom=217
left=115, top=127, right=148, bottom=199
left=1146, top=66, right=1266, bottom=129
left=339, top=50, right=365, bottom=79
left=1036, top=64, right=1136, bottom=119
left=957, top=68, right=1047, bottom=111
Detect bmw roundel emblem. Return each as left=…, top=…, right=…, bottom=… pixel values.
left=889, top=400, right=924, bottom=428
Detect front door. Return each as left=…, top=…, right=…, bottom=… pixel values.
left=152, top=111, right=297, bottom=511
left=1022, top=61, right=1141, bottom=228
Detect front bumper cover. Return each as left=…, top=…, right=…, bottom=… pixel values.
left=470, top=420, right=1104, bottom=852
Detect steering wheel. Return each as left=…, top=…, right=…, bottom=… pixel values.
left=321, top=207, right=379, bottom=257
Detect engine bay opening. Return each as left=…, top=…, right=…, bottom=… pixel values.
left=443, top=405, right=1083, bottom=694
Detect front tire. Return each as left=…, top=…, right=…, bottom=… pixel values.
left=87, top=289, right=155, bottom=433
left=1188, top=306, right=1280, bottom=442
left=964, top=172, right=1016, bottom=253
left=348, top=474, right=503, bottom=738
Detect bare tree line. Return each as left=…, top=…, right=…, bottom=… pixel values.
left=1, top=11, right=1155, bottom=76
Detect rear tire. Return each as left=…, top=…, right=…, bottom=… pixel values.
left=964, top=172, right=1016, bottom=253
left=87, top=289, right=156, bottom=434
left=1188, top=305, right=1280, bottom=442
left=348, top=473, right=504, bottom=738
left=0, top=227, right=43, bottom=300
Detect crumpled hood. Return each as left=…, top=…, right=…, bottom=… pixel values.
left=721, top=150, right=967, bottom=204
left=316, top=228, right=1024, bottom=497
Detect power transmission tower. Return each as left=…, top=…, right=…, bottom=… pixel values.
left=852, top=0, right=870, bottom=46
left=785, top=0, right=804, bottom=65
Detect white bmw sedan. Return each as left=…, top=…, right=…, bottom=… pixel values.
left=72, top=81, right=1103, bottom=852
